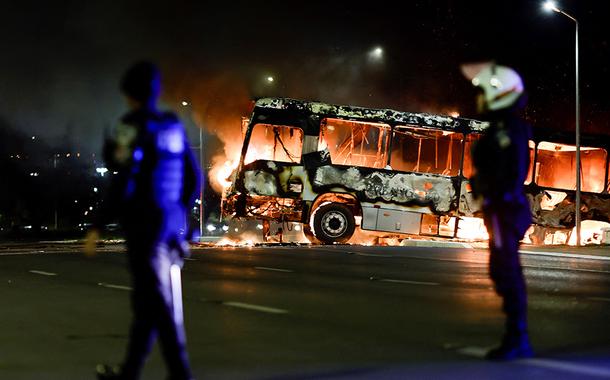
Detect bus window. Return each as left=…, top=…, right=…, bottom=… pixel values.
left=462, top=134, right=535, bottom=183
left=535, top=142, right=607, bottom=193
left=391, top=126, right=463, bottom=176
left=244, top=124, right=303, bottom=164
left=462, top=133, right=480, bottom=179
left=526, top=141, right=535, bottom=185
left=319, top=118, right=389, bottom=169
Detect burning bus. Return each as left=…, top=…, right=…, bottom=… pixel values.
left=221, top=97, right=610, bottom=245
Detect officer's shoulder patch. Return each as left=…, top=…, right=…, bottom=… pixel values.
left=157, top=125, right=185, bottom=154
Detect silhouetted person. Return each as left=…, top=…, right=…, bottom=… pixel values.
left=462, top=63, right=534, bottom=360
left=85, top=61, right=200, bottom=379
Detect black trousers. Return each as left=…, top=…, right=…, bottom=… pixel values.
left=120, top=237, right=192, bottom=380
left=484, top=202, right=530, bottom=337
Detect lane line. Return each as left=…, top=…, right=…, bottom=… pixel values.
left=223, top=301, right=288, bottom=314
left=98, top=283, right=132, bottom=291
left=520, top=250, right=610, bottom=262
left=353, top=252, right=393, bottom=258
left=459, top=345, right=610, bottom=378
left=378, top=278, right=440, bottom=286
left=588, top=297, right=610, bottom=302
left=254, top=266, right=294, bottom=273
left=522, top=264, right=610, bottom=275
left=0, top=251, right=46, bottom=256
left=457, top=345, right=488, bottom=358
left=522, top=358, right=610, bottom=378
left=29, top=270, right=57, bottom=276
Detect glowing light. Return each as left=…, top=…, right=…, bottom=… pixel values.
left=568, top=221, right=610, bottom=246
left=456, top=217, right=489, bottom=240
left=371, top=46, right=383, bottom=59
left=222, top=225, right=229, bottom=232
left=543, top=1, right=559, bottom=12
left=31, top=136, right=36, bottom=140
left=206, top=224, right=217, bottom=232
left=215, top=160, right=236, bottom=190
left=96, top=167, right=109, bottom=176
left=449, top=111, right=460, bottom=118
left=93, top=187, right=98, bottom=193
left=256, top=224, right=263, bottom=230
left=181, top=101, right=189, bottom=106
left=266, top=76, right=274, bottom=83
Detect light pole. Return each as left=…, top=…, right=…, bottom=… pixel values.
left=543, top=0, right=581, bottom=246
left=181, top=101, right=205, bottom=240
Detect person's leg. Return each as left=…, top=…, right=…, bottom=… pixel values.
left=120, top=284, right=158, bottom=378
left=150, top=243, right=193, bottom=380
left=486, top=213, right=532, bottom=359
left=119, top=244, right=160, bottom=379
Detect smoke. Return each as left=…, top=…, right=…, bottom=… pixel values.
left=164, top=69, right=252, bottom=193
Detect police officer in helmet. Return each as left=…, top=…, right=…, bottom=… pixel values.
left=86, top=61, right=200, bottom=379
left=462, top=62, right=534, bottom=360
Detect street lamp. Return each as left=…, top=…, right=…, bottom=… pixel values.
left=368, top=46, right=384, bottom=62
left=181, top=100, right=205, bottom=240
left=542, top=1, right=581, bottom=246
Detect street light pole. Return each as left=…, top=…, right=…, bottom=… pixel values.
left=199, top=126, right=204, bottom=240
left=543, top=1, right=581, bottom=246
left=182, top=101, right=205, bottom=240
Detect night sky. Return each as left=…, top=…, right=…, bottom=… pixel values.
left=1, top=0, right=609, bottom=154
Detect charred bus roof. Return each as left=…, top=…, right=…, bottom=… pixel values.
left=252, top=97, right=489, bottom=135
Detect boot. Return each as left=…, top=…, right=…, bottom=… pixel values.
left=96, top=364, right=122, bottom=380
left=486, top=332, right=534, bottom=360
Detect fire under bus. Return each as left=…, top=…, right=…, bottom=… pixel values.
left=222, top=98, right=610, bottom=245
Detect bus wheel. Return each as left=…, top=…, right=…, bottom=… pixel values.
left=312, top=203, right=355, bottom=244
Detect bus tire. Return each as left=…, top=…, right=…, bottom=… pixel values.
left=312, top=203, right=356, bottom=244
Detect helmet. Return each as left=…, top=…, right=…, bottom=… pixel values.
left=120, top=61, right=161, bottom=103
left=461, top=62, right=524, bottom=111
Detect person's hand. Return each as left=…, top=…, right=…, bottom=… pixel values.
left=84, top=229, right=100, bottom=257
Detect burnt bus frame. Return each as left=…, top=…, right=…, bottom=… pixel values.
left=230, top=98, right=610, bottom=240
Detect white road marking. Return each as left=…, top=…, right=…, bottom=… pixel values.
left=223, top=301, right=288, bottom=314
left=0, top=250, right=46, bottom=256
left=379, top=278, right=440, bottom=286
left=29, top=270, right=57, bottom=276
left=254, top=266, right=293, bottom=273
left=589, top=297, right=610, bottom=302
left=457, top=345, right=488, bottom=358
left=97, top=283, right=132, bottom=291
left=522, top=358, right=610, bottom=378
left=520, top=250, right=610, bottom=262
left=459, top=345, right=610, bottom=378
left=522, top=264, right=610, bottom=275
left=353, top=252, right=393, bottom=258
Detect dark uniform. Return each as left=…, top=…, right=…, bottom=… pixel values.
left=471, top=104, right=533, bottom=360
left=95, top=63, right=199, bottom=380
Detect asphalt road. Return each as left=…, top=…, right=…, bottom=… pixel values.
left=1, top=243, right=610, bottom=379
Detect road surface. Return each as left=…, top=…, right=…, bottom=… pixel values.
left=0, top=242, right=609, bottom=379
